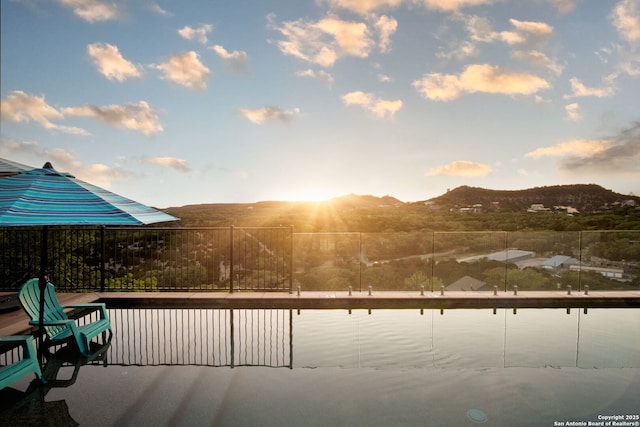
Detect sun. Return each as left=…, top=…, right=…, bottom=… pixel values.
left=274, top=188, right=342, bottom=203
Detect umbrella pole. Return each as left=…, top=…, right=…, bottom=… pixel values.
left=38, top=225, right=48, bottom=369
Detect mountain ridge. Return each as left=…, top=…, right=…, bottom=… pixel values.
left=422, top=184, right=639, bottom=212
left=163, top=184, right=640, bottom=230
left=167, top=184, right=637, bottom=211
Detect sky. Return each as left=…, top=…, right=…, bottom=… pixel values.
left=1, top=0, right=639, bottom=208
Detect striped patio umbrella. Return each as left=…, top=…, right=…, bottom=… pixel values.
left=0, top=157, right=35, bottom=178
left=0, top=163, right=177, bottom=226
left=0, top=162, right=178, bottom=365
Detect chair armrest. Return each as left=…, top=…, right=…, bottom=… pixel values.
left=62, top=303, right=108, bottom=318
left=62, top=303, right=105, bottom=310
left=0, top=335, right=34, bottom=354
left=28, top=319, right=75, bottom=327
left=0, top=335, right=33, bottom=344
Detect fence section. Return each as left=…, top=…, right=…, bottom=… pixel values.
left=0, top=226, right=293, bottom=292
left=1, top=228, right=638, bottom=292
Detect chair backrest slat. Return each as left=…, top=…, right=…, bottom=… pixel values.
left=18, top=278, right=70, bottom=337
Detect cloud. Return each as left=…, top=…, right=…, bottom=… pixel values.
left=530, top=123, right=640, bottom=175
left=426, top=160, right=492, bottom=176
left=45, top=148, right=129, bottom=187
left=0, top=139, right=128, bottom=188
left=87, top=43, right=142, bottom=82
left=58, top=0, right=122, bottom=22
left=421, top=0, right=500, bottom=12
left=564, top=103, right=581, bottom=122
left=270, top=13, right=393, bottom=67
left=342, top=91, right=402, bottom=118
left=412, top=63, right=549, bottom=101
left=375, top=15, right=398, bottom=53
left=437, top=40, right=479, bottom=61
left=508, top=19, right=553, bottom=41
left=610, top=0, right=640, bottom=42
left=320, top=0, right=498, bottom=14
left=464, top=15, right=496, bottom=43
left=450, top=16, right=559, bottom=72
left=153, top=52, right=210, bottom=90
left=599, top=43, right=640, bottom=79
left=0, top=138, right=40, bottom=159
left=148, top=2, right=171, bottom=16
left=0, top=90, right=87, bottom=135
left=178, top=24, right=213, bottom=44
left=210, top=45, right=249, bottom=72
left=237, top=106, right=300, bottom=124
left=548, top=0, right=576, bottom=13
left=466, top=17, right=553, bottom=46
left=143, top=157, right=191, bottom=172
left=525, top=139, right=612, bottom=158
left=63, top=101, right=163, bottom=136
left=565, top=77, right=615, bottom=98
left=319, top=0, right=404, bottom=15
left=296, top=69, right=335, bottom=87
left=511, top=50, right=563, bottom=75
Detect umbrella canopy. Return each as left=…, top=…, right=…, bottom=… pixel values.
left=0, top=157, right=35, bottom=178
left=0, top=164, right=178, bottom=226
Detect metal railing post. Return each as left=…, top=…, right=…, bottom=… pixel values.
left=359, top=232, right=362, bottom=293
left=289, top=225, right=294, bottom=293
left=504, top=231, right=508, bottom=292
left=100, top=226, right=106, bottom=292
left=431, top=232, right=435, bottom=293
left=230, top=225, right=234, bottom=293
left=578, top=231, right=583, bottom=292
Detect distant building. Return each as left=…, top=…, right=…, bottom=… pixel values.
left=458, top=249, right=535, bottom=264
left=527, top=204, right=550, bottom=212
left=554, top=206, right=579, bottom=214
left=458, top=205, right=483, bottom=213
left=569, top=265, right=624, bottom=279
left=542, top=255, right=579, bottom=269
left=446, top=276, right=492, bottom=291
left=486, top=249, right=535, bottom=263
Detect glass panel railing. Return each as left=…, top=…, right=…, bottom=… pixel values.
left=432, top=231, right=507, bottom=293
left=293, top=232, right=361, bottom=292
left=505, top=230, right=581, bottom=291
left=579, top=230, right=640, bottom=291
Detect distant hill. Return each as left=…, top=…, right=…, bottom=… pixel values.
left=327, top=194, right=403, bottom=209
left=164, top=185, right=640, bottom=231
left=422, top=184, right=639, bottom=212
left=164, top=194, right=403, bottom=228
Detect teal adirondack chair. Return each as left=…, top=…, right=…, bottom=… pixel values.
left=18, top=278, right=112, bottom=356
left=0, top=335, right=42, bottom=389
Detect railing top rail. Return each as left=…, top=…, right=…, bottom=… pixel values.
left=294, top=232, right=361, bottom=236
left=433, top=231, right=508, bottom=234
left=4, top=227, right=636, bottom=233
left=231, top=226, right=293, bottom=230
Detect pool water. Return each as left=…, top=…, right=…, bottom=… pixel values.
left=2, top=308, right=639, bottom=426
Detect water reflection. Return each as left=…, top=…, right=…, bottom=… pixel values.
left=108, top=309, right=291, bottom=368
left=0, top=342, right=109, bottom=426
left=105, top=308, right=640, bottom=369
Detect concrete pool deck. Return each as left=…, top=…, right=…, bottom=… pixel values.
left=2, top=290, right=639, bottom=337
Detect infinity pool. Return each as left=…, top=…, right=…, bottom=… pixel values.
left=2, top=308, right=639, bottom=426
